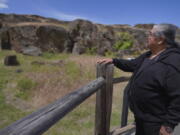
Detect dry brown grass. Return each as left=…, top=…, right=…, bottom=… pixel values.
left=68, top=54, right=105, bottom=71
left=25, top=54, right=133, bottom=112
left=22, top=54, right=134, bottom=130
left=6, top=22, right=68, bottom=29
left=27, top=71, right=90, bottom=108
left=25, top=54, right=106, bottom=108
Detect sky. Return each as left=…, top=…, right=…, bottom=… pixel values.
left=0, top=0, right=180, bottom=27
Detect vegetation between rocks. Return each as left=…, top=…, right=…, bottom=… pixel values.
left=114, top=32, right=134, bottom=50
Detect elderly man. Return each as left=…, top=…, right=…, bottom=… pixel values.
left=97, top=24, right=180, bottom=135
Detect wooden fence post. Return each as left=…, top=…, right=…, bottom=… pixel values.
left=95, top=63, right=114, bottom=135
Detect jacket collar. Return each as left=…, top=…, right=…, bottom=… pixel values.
left=147, top=47, right=180, bottom=61
left=133, top=47, right=180, bottom=79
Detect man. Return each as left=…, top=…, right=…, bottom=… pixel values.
left=97, top=24, right=180, bottom=135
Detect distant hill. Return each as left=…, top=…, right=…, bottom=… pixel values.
left=0, top=13, right=179, bottom=56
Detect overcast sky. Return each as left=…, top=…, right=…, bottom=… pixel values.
left=0, top=0, right=180, bottom=27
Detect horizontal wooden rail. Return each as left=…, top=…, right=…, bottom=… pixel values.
left=113, top=76, right=130, bottom=84
left=110, top=123, right=135, bottom=135
left=0, top=77, right=105, bottom=135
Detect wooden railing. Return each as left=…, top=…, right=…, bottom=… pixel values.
left=0, top=63, right=135, bottom=135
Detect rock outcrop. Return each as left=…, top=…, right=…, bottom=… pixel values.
left=36, top=25, right=70, bottom=53
left=0, top=13, right=179, bottom=56
left=68, top=19, right=115, bottom=55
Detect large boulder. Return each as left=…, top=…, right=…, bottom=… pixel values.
left=36, top=25, right=71, bottom=53
left=0, top=24, right=72, bottom=54
left=21, top=45, right=42, bottom=56
left=4, top=55, right=20, bottom=66
left=69, top=19, right=98, bottom=54
left=6, top=25, right=38, bottom=52
left=69, top=19, right=115, bottom=55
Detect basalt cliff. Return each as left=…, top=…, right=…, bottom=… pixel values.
left=0, top=13, right=179, bottom=56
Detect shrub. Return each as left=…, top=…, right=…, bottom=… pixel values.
left=113, top=32, right=134, bottom=50
left=16, top=77, right=37, bottom=100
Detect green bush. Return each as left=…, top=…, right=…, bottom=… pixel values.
left=113, top=32, right=134, bottom=50
left=85, top=47, right=97, bottom=55
left=16, top=78, right=37, bottom=100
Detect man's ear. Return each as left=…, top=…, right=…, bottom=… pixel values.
left=158, top=37, right=166, bottom=45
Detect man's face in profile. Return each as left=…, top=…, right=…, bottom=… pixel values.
left=147, top=28, right=161, bottom=49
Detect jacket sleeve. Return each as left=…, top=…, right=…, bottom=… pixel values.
left=163, top=65, right=180, bottom=129
left=112, top=52, right=147, bottom=72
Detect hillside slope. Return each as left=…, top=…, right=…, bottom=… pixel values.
left=0, top=13, right=158, bottom=57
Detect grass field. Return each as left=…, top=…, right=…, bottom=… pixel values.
left=0, top=50, right=134, bottom=134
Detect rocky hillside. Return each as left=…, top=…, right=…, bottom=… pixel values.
left=0, top=13, right=179, bottom=56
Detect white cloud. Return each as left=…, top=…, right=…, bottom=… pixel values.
left=37, top=7, right=103, bottom=23
left=0, top=0, right=8, bottom=9
left=46, top=10, right=88, bottom=21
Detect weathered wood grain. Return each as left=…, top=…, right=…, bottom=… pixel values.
left=95, top=63, right=114, bottom=135
left=113, top=76, right=130, bottom=84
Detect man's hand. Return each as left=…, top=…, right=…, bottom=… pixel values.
left=160, top=126, right=173, bottom=135
left=96, top=58, right=113, bottom=64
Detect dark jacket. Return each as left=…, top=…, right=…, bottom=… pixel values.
left=112, top=47, right=180, bottom=129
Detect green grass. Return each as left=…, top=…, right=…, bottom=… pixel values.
left=0, top=50, right=72, bottom=129
left=0, top=50, right=134, bottom=134
left=0, top=73, right=31, bottom=128
left=44, top=101, right=95, bottom=135
left=64, top=61, right=81, bottom=80
left=41, top=52, right=69, bottom=60
left=0, top=98, right=30, bottom=129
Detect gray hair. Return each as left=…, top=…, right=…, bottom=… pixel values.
left=153, top=24, right=179, bottom=48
